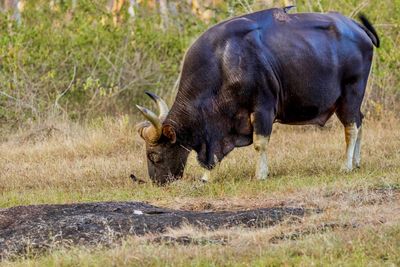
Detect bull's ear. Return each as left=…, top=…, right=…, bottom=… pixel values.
left=162, top=124, right=176, bottom=144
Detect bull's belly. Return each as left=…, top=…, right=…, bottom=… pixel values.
left=275, top=103, right=337, bottom=126
left=274, top=79, right=341, bottom=126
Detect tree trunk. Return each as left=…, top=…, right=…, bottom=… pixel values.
left=159, top=0, right=168, bottom=30
left=3, top=0, right=22, bottom=23
left=111, top=0, right=125, bottom=25
left=128, top=0, right=135, bottom=19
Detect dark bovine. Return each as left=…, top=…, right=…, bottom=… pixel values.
left=137, top=7, right=379, bottom=184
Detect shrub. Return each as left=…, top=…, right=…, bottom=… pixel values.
left=0, top=0, right=398, bottom=133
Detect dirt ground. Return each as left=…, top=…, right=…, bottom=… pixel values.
left=1, top=185, right=399, bottom=261
left=0, top=201, right=311, bottom=259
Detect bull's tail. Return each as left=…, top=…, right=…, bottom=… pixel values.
left=358, top=14, right=380, bottom=48
left=283, top=5, right=296, bottom=13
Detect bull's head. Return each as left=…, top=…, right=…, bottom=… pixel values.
left=136, top=92, right=190, bottom=185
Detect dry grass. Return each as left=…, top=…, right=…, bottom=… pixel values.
left=1, top=186, right=399, bottom=266
left=1, top=114, right=399, bottom=207
left=0, top=114, right=399, bottom=265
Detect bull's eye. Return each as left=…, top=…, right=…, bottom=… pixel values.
left=148, top=152, right=162, bottom=163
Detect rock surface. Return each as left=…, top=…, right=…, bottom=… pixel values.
left=0, top=201, right=310, bottom=259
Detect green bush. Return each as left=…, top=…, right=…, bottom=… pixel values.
left=0, top=0, right=208, bottom=130
left=0, top=0, right=398, bottom=132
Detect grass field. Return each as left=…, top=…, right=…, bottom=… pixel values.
left=1, top=114, right=399, bottom=266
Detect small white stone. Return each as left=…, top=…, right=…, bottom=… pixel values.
left=134, top=210, right=143, bottom=215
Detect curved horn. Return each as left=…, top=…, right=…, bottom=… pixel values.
left=136, top=105, right=162, bottom=143
left=145, top=91, right=169, bottom=121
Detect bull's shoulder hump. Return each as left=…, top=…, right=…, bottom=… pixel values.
left=193, top=17, right=261, bottom=51
left=214, top=7, right=278, bottom=32
left=192, top=8, right=279, bottom=47
left=215, top=17, right=260, bottom=37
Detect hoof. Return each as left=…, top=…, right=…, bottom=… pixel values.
left=341, top=164, right=353, bottom=173
left=256, top=172, right=269, bottom=180
left=201, top=172, right=210, bottom=183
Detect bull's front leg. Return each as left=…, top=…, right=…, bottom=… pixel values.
left=254, top=133, right=270, bottom=180
left=201, top=169, right=212, bottom=182
left=251, top=108, right=274, bottom=180
left=201, top=154, right=219, bottom=183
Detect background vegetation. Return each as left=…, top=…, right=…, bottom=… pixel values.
left=0, top=0, right=399, bottom=136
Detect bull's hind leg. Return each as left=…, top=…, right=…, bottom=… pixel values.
left=336, top=76, right=367, bottom=172
left=353, top=125, right=362, bottom=168
left=341, top=122, right=363, bottom=171
left=251, top=107, right=274, bottom=180
left=341, top=122, right=360, bottom=171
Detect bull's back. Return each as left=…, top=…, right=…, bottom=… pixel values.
left=175, top=9, right=373, bottom=127
left=258, top=12, right=373, bottom=124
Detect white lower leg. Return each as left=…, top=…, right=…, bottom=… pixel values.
left=201, top=155, right=218, bottom=182
left=201, top=170, right=211, bottom=182
left=342, top=123, right=358, bottom=172
left=254, top=134, right=270, bottom=180
left=353, top=126, right=362, bottom=168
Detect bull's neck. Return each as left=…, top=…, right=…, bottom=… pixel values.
left=163, top=103, right=201, bottom=149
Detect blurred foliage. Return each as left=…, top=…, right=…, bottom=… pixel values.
left=0, top=0, right=399, bottom=132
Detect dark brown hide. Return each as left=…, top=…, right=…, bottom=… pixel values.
left=140, top=7, right=379, bottom=182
